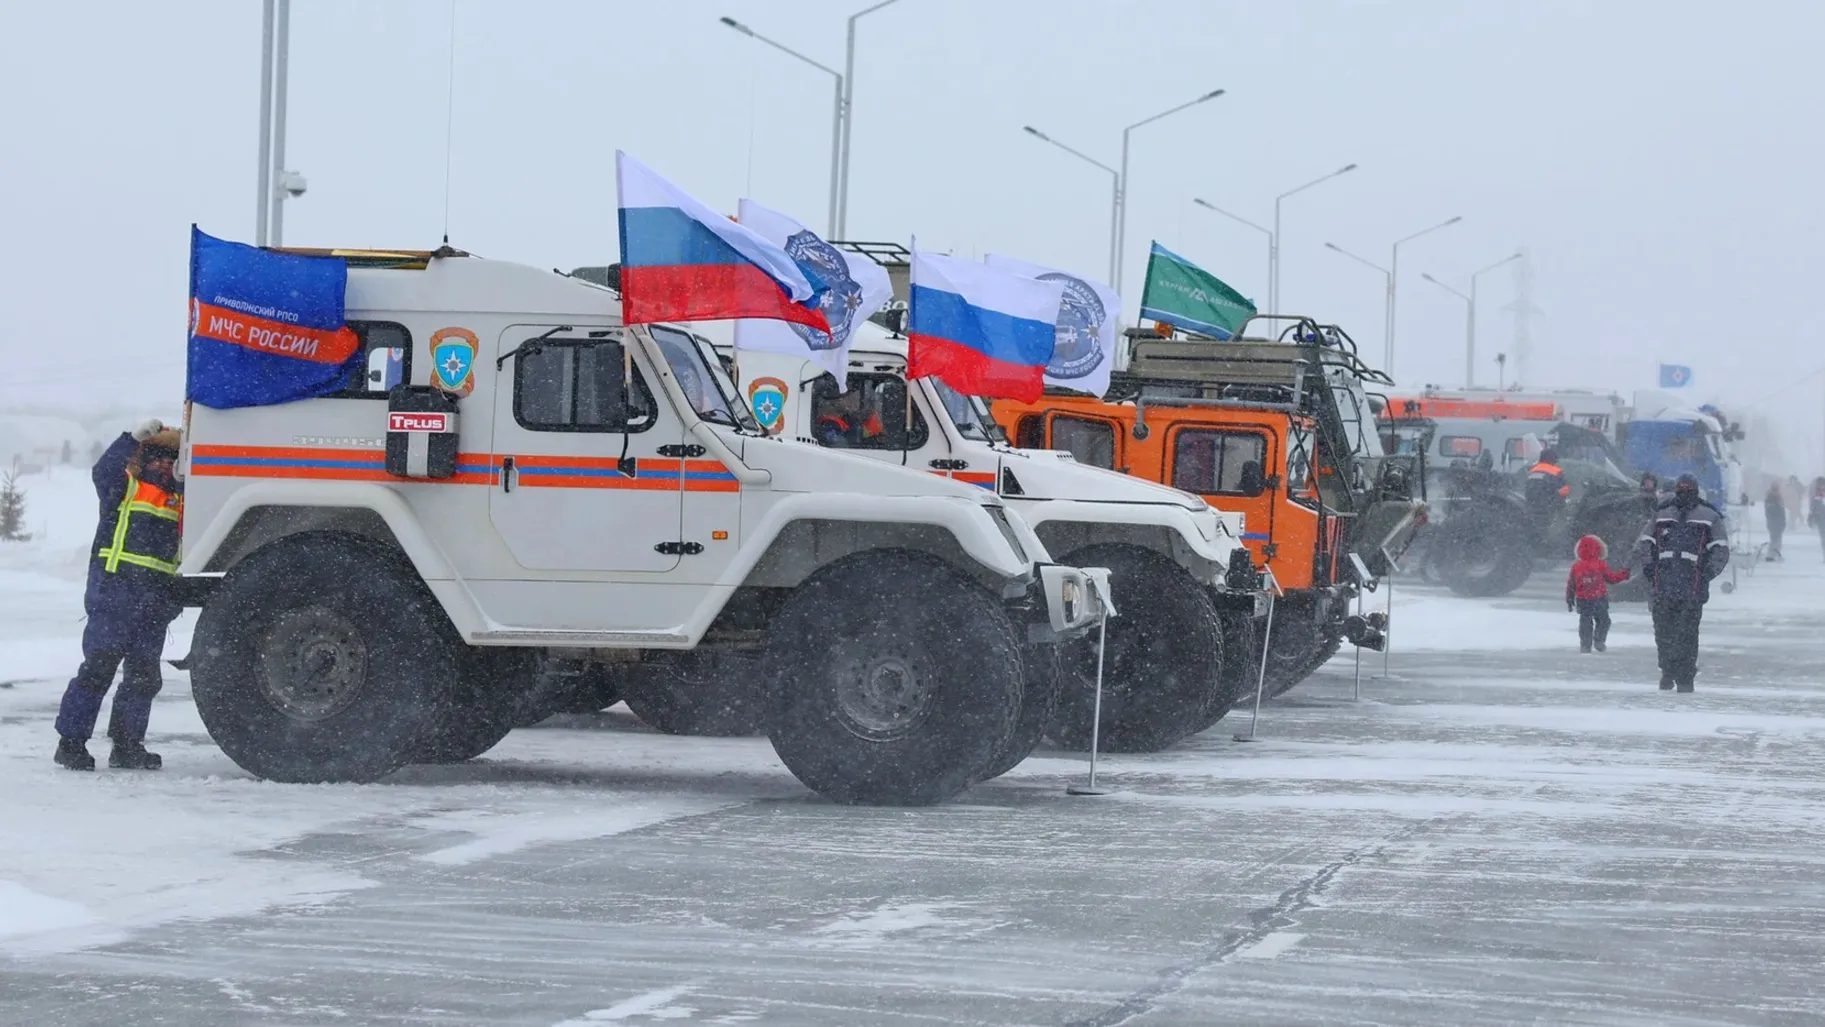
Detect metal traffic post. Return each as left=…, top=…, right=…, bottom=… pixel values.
left=1234, top=567, right=1283, bottom=743
left=1068, top=572, right=1118, bottom=796
left=1347, top=553, right=1376, bottom=701
left=1376, top=545, right=1400, bottom=680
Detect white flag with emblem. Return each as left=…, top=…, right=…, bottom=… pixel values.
left=984, top=254, right=1119, bottom=399
left=733, top=199, right=893, bottom=389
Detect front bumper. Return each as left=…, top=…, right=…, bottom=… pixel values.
left=1014, top=563, right=1115, bottom=643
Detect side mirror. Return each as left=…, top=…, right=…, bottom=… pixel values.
left=1236, top=460, right=1267, bottom=498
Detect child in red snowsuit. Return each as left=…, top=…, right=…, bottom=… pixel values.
left=1566, top=534, right=1630, bottom=653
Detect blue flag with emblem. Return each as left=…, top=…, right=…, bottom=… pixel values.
left=1658, top=363, right=1692, bottom=389
left=187, top=227, right=364, bottom=409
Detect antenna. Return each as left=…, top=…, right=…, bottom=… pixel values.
left=440, top=0, right=458, bottom=245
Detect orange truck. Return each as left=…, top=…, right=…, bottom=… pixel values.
left=994, top=316, right=1427, bottom=696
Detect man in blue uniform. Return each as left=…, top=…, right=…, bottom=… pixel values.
left=1634, top=473, right=1729, bottom=693
left=54, top=419, right=185, bottom=770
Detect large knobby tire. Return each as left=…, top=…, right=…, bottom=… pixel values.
left=414, top=647, right=538, bottom=764
left=1433, top=508, right=1534, bottom=598
left=1272, top=634, right=1344, bottom=698
left=623, top=651, right=770, bottom=737
left=1046, top=546, right=1224, bottom=754
left=1246, top=598, right=1323, bottom=703
left=765, top=552, right=1022, bottom=806
left=191, top=534, right=457, bottom=784
left=1191, top=609, right=1258, bottom=731
left=978, top=644, right=1061, bottom=782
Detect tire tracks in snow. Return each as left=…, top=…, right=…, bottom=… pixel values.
left=1063, top=815, right=1456, bottom=1027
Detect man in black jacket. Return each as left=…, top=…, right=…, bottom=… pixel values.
left=1634, top=474, right=1729, bottom=693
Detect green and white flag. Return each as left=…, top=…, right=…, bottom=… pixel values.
left=1138, top=242, right=1256, bottom=339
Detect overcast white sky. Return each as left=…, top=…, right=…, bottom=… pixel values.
left=3, top=0, right=1822, bottom=467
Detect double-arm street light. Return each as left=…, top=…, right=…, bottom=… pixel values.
left=722, top=1, right=901, bottom=239
left=1192, top=198, right=1271, bottom=310
left=1324, top=241, right=1393, bottom=366
left=1386, top=216, right=1463, bottom=376
left=1270, top=164, right=1357, bottom=315
left=720, top=16, right=843, bottom=236
left=1025, top=88, right=1225, bottom=295
left=836, top=0, right=903, bottom=238
left=1024, top=126, right=1119, bottom=284
left=1422, top=251, right=1521, bottom=386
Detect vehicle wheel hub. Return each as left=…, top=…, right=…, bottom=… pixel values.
left=836, top=652, right=933, bottom=740
left=257, top=606, right=368, bottom=721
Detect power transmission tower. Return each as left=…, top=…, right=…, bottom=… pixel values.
left=1500, top=247, right=1544, bottom=387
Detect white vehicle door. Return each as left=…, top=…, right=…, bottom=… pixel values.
left=488, top=325, right=686, bottom=572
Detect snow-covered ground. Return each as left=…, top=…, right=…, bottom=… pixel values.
left=3, top=478, right=1824, bottom=1025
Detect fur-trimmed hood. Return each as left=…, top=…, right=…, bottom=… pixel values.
left=1575, top=534, right=1607, bottom=561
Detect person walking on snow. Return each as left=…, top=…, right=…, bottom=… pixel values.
left=1763, top=482, right=1785, bottom=561
left=1810, top=477, right=1825, bottom=558
left=53, top=419, right=184, bottom=770
left=1634, top=474, right=1729, bottom=693
left=1566, top=535, right=1629, bottom=653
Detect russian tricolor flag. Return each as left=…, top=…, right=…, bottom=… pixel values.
left=907, top=251, right=1065, bottom=402
left=616, top=152, right=831, bottom=335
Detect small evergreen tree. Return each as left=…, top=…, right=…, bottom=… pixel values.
left=0, top=464, right=27, bottom=542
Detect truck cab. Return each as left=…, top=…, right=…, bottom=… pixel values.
left=699, top=321, right=1265, bottom=753
left=993, top=316, right=1422, bottom=696
left=178, top=248, right=1109, bottom=805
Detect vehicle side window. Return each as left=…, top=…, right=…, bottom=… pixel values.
left=514, top=339, right=656, bottom=433
left=1171, top=429, right=1267, bottom=495
left=1439, top=435, right=1483, bottom=458
left=808, top=373, right=927, bottom=449
left=333, top=321, right=411, bottom=398
left=1014, top=414, right=1045, bottom=450
left=1049, top=415, right=1115, bottom=469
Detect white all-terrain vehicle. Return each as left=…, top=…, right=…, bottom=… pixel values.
left=697, top=322, right=1266, bottom=753
left=176, top=248, right=1109, bottom=806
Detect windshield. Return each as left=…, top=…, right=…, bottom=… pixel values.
left=648, top=325, right=757, bottom=431
left=931, top=379, right=1001, bottom=443
left=1328, top=370, right=1375, bottom=464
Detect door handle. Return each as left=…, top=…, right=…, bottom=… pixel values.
left=501, top=455, right=516, bottom=493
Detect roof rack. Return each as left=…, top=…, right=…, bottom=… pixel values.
left=272, top=246, right=466, bottom=270
left=832, top=240, right=911, bottom=269
left=1117, top=315, right=1390, bottom=392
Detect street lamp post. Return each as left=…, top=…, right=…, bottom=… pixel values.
left=269, top=0, right=292, bottom=245
left=255, top=0, right=275, bottom=245
left=1024, top=126, right=1120, bottom=285
left=1468, top=252, right=1522, bottom=386
left=835, top=0, right=903, bottom=239
left=1324, top=242, right=1392, bottom=366
left=720, top=16, right=843, bottom=237
left=252, top=0, right=305, bottom=247
left=1269, top=164, right=1357, bottom=315
left=1387, top=215, right=1463, bottom=376
left=1424, top=252, right=1522, bottom=386
left=1114, top=89, right=1225, bottom=295
left=1420, top=273, right=1472, bottom=385
left=1192, top=198, right=1271, bottom=310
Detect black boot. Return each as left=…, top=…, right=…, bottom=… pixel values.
left=1675, top=681, right=1695, bottom=694
left=55, top=737, right=95, bottom=771
left=1659, top=675, right=1675, bottom=691
left=109, top=741, right=162, bottom=770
